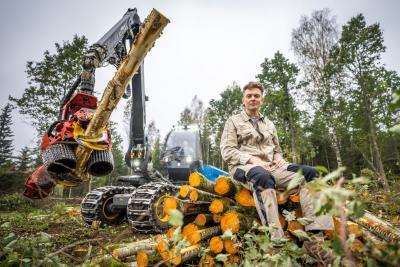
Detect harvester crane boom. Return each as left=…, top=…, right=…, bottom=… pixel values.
left=60, top=8, right=141, bottom=119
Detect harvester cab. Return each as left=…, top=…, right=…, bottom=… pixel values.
left=161, top=125, right=203, bottom=184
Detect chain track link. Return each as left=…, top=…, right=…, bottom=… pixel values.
left=127, top=182, right=179, bottom=234
left=80, top=186, right=136, bottom=226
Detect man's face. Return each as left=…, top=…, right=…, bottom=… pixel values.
left=242, top=87, right=263, bottom=113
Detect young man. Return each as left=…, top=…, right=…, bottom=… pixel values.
left=220, top=81, right=333, bottom=242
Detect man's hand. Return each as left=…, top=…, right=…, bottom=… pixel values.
left=248, top=157, right=273, bottom=171
left=272, top=158, right=286, bottom=168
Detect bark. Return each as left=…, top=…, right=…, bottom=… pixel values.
left=186, top=225, right=221, bottom=245
left=330, top=127, right=343, bottom=167
left=288, top=109, right=298, bottom=163
left=352, top=210, right=400, bottom=243
left=362, top=90, right=389, bottom=190
left=112, top=234, right=166, bottom=260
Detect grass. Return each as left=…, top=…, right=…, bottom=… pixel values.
left=0, top=193, right=143, bottom=266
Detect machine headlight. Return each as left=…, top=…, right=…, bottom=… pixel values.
left=133, top=159, right=141, bottom=167
left=185, top=156, right=193, bottom=164
left=163, top=157, right=169, bottom=162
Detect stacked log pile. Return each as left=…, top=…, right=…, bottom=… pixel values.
left=107, top=172, right=400, bottom=266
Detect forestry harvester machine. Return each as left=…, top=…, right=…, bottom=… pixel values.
left=23, top=8, right=227, bottom=233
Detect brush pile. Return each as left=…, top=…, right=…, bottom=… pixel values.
left=99, top=172, right=400, bottom=266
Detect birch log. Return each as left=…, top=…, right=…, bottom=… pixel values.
left=74, top=9, right=170, bottom=179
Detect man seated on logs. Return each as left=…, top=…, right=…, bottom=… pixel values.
left=220, top=81, right=334, bottom=244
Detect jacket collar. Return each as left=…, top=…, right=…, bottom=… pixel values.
left=241, top=110, right=264, bottom=121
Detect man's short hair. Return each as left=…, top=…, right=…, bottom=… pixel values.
left=243, top=81, right=264, bottom=95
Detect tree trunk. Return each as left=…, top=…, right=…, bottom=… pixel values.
left=323, top=144, right=331, bottom=171
left=330, top=127, right=343, bottom=167
left=362, top=86, right=389, bottom=190
left=367, top=113, right=389, bottom=190
left=389, top=133, right=400, bottom=168
left=288, top=112, right=297, bottom=163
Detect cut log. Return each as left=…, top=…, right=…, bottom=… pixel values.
left=324, top=216, right=374, bottom=241
left=179, top=185, right=191, bottom=199
left=194, top=213, right=213, bottom=227
left=136, top=250, right=158, bottom=267
left=227, top=254, right=240, bottom=265
left=182, top=223, right=199, bottom=240
left=112, top=235, right=166, bottom=260
left=224, top=239, right=239, bottom=255
left=157, top=196, right=210, bottom=221
left=189, top=172, right=215, bottom=193
left=209, top=199, right=225, bottom=214
left=352, top=210, right=400, bottom=243
left=209, top=236, right=224, bottom=253
left=189, top=188, right=222, bottom=202
left=335, top=217, right=362, bottom=238
left=199, top=254, right=216, bottom=267
left=213, top=214, right=222, bottom=223
left=163, top=196, right=178, bottom=215
left=168, top=244, right=202, bottom=265
left=156, top=239, right=170, bottom=261
left=189, top=189, right=198, bottom=201
left=186, top=226, right=221, bottom=245
left=289, top=193, right=300, bottom=203
left=167, top=227, right=177, bottom=239
left=214, top=176, right=240, bottom=199
left=235, top=188, right=255, bottom=207
left=220, top=210, right=253, bottom=234
left=277, top=192, right=288, bottom=205
left=74, top=9, right=170, bottom=180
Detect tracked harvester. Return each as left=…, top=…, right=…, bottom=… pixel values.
left=24, top=7, right=228, bottom=234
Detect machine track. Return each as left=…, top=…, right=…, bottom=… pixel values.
left=81, top=186, right=135, bottom=226
left=127, top=182, right=179, bottom=234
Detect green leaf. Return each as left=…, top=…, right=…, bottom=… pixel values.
left=331, top=236, right=343, bottom=255
left=215, top=253, right=229, bottom=262
left=221, top=229, right=233, bottom=240
left=3, top=232, right=15, bottom=242
left=315, top=165, right=329, bottom=174
left=347, top=200, right=366, bottom=219
left=168, top=209, right=184, bottom=226
left=292, top=229, right=311, bottom=241
left=39, top=232, right=52, bottom=242
left=1, top=222, right=11, bottom=228
left=350, top=177, right=370, bottom=185
left=282, top=210, right=296, bottom=222
left=297, top=217, right=313, bottom=226
left=322, top=167, right=346, bottom=183
left=174, top=238, right=190, bottom=256
left=4, top=239, right=17, bottom=250
left=390, top=124, right=400, bottom=133
left=287, top=172, right=304, bottom=191
left=172, top=226, right=182, bottom=245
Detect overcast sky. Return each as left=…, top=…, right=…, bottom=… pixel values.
left=1, top=0, right=399, bottom=153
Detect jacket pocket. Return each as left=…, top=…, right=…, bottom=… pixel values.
left=260, top=128, right=274, bottom=145
left=237, top=125, right=253, bottom=143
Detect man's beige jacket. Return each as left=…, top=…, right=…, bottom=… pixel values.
left=220, top=111, right=283, bottom=173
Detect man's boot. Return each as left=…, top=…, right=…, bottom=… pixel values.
left=252, top=188, right=286, bottom=244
